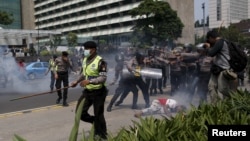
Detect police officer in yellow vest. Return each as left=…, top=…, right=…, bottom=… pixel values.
left=71, top=41, right=108, bottom=139
left=45, top=55, right=57, bottom=92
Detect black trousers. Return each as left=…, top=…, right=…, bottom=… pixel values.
left=120, top=77, right=150, bottom=107
left=76, top=86, right=108, bottom=138
left=170, top=71, right=182, bottom=96
left=115, top=77, right=139, bottom=106
left=55, top=72, right=69, bottom=101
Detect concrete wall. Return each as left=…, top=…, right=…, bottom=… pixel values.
left=21, top=0, right=35, bottom=30
left=166, top=0, right=195, bottom=44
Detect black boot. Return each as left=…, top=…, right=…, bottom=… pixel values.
left=132, top=93, right=138, bottom=109
left=159, top=89, right=163, bottom=94
left=56, top=97, right=61, bottom=104
left=107, top=105, right=112, bottom=112
left=63, top=100, right=69, bottom=107
left=115, top=101, right=122, bottom=106
left=131, top=105, right=138, bottom=109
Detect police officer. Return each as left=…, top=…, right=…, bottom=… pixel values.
left=168, top=49, right=182, bottom=96
left=45, top=55, right=57, bottom=92
left=71, top=41, right=108, bottom=139
left=54, top=51, right=73, bottom=106
left=125, top=52, right=150, bottom=108
left=183, top=43, right=197, bottom=89
left=180, top=44, right=212, bottom=104
left=107, top=52, right=139, bottom=111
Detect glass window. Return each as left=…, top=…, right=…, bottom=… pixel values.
left=43, top=62, right=49, bottom=67
left=33, top=63, right=42, bottom=68
left=0, top=0, right=21, bottom=29
left=216, top=0, right=221, bottom=21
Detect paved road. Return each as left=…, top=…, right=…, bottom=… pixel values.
left=0, top=70, right=117, bottom=114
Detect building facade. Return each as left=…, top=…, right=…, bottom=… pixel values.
left=0, top=0, right=22, bottom=29
left=33, top=0, right=194, bottom=46
left=209, top=0, right=249, bottom=29
left=21, top=0, right=36, bottom=30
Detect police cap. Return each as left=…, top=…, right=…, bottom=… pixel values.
left=62, top=51, right=69, bottom=56
left=83, top=41, right=97, bottom=49
left=53, top=55, right=57, bottom=59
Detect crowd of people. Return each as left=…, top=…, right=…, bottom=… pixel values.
left=15, top=29, right=245, bottom=140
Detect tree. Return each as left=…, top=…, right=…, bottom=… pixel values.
left=66, top=32, right=78, bottom=47
left=218, top=25, right=242, bottom=43
left=129, top=0, right=184, bottom=47
left=0, top=11, right=14, bottom=25
left=50, top=35, right=62, bottom=54
left=194, top=20, right=201, bottom=27
left=130, top=36, right=139, bottom=47
left=215, top=25, right=250, bottom=50
left=98, top=39, right=107, bottom=53
left=66, top=32, right=78, bottom=54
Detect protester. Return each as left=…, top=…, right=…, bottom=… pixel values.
left=205, top=30, right=236, bottom=104
left=134, top=98, right=186, bottom=118
left=17, top=59, right=26, bottom=80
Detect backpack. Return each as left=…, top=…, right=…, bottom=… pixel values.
left=223, top=39, right=248, bottom=72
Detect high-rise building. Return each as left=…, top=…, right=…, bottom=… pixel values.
left=209, top=0, right=249, bottom=29
left=0, top=0, right=22, bottom=29
left=33, top=0, right=194, bottom=45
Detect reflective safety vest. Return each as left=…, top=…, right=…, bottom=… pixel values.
left=82, top=55, right=103, bottom=90
left=49, top=59, right=56, bottom=71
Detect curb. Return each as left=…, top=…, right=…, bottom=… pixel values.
left=0, top=102, right=76, bottom=119
left=0, top=95, right=113, bottom=119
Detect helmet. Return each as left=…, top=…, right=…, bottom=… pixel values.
left=148, top=49, right=155, bottom=56
left=135, top=52, right=144, bottom=64
left=53, top=55, right=57, bottom=59
left=173, top=46, right=183, bottom=53
left=196, top=43, right=206, bottom=51
left=184, top=43, right=193, bottom=53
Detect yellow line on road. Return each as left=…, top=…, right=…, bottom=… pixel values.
left=0, top=95, right=112, bottom=119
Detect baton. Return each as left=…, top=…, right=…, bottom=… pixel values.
left=10, top=86, right=72, bottom=101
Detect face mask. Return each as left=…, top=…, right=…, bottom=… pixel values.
left=84, top=49, right=90, bottom=57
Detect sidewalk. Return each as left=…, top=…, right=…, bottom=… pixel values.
left=0, top=88, right=171, bottom=141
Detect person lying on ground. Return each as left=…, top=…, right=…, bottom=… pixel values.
left=134, top=98, right=186, bottom=118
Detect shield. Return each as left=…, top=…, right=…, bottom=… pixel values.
left=122, top=67, right=162, bottom=79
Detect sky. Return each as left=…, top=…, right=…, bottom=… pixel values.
left=194, top=0, right=208, bottom=21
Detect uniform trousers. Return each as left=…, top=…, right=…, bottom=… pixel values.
left=76, top=86, right=108, bottom=138
left=55, top=71, right=69, bottom=101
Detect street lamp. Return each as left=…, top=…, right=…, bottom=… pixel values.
left=37, top=16, right=40, bottom=56
left=202, top=3, right=205, bottom=40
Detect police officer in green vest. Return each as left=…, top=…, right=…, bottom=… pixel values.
left=71, top=41, right=108, bottom=139
left=45, top=55, right=57, bottom=92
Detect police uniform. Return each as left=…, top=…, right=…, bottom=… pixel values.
left=107, top=53, right=139, bottom=111
left=47, top=55, right=57, bottom=91
left=180, top=50, right=212, bottom=104
left=74, top=41, right=108, bottom=139
left=124, top=53, right=150, bottom=108
left=144, top=50, right=159, bottom=95
left=54, top=52, right=73, bottom=106
left=168, top=52, right=182, bottom=96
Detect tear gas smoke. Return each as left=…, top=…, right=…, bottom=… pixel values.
left=0, top=56, right=51, bottom=95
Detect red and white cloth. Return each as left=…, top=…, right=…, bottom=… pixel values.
left=141, top=98, right=177, bottom=115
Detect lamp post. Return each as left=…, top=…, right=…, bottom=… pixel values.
left=202, top=3, right=205, bottom=40
left=37, top=16, right=40, bottom=56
